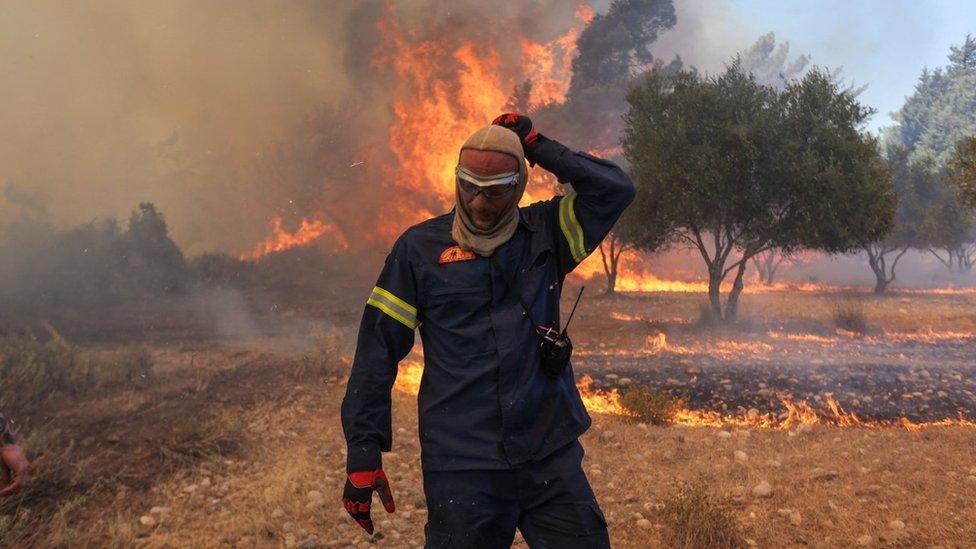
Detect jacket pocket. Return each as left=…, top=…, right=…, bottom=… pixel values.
left=428, top=285, right=485, bottom=297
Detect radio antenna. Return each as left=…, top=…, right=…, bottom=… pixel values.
left=561, top=286, right=585, bottom=336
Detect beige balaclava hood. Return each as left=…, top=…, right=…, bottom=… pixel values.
left=451, top=125, right=528, bottom=257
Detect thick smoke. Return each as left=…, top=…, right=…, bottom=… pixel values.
left=0, top=0, right=582, bottom=257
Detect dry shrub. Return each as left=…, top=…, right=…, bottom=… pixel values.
left=158, top=413, right=244, bottom=470
left=295, top=326, right=349, bottom=379
left=832, top=299, right=869, bottom=335
left=0, top=336, right=84, bottom=408
left=658, top=482, right=744, bottom=549
left=619, top=385, right=684, bottom=425
left=94, top=345, right=154, bottom=387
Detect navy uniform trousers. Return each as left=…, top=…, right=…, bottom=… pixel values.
left=422, top=439, right=610, bottom=548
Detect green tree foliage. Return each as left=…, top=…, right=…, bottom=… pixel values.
left=568, top=0, right=676, bottom=97
left=534, top=0, right=679, bottom=153
left=952, top=136, right=976, bottom=208
left=886, top=35, right=976, bottom=167
left=120, top=203, right=188, bottom=295
left=531, top=0, right=677, bottom=293
left=621, top=64, right=893, bottom=320
left=880, top=36, right=976, bottom=274
left=736, top=33, right=811, bottom=283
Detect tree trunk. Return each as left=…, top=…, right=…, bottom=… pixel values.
left=767, top=259, right=779, bottom=285
left=867, top=254, right=888, bottom=295
left=873, top=276, right=889, bottom=295
left=724, top=260, right=749, bottom=322
left=706, top=263, right=724, bottom=321
left=606, top=264, right=618, bottom=295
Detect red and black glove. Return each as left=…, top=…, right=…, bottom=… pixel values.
left=491, top=113, right=542, bottom=163
left=342, top=468, right=395, bottom=535
left=0, top=444, right=29, bottom=498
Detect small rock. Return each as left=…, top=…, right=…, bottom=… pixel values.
left=734, top=450, right=748, bottom=463
left=767, top=459, right=782, bottom=468
left=856, top=534, right=873, bottom=546
left=271, top=508, right=285, bottom=519
left=139, top=515, right=156, bottom=528
left=618, top=377, right=632, bottom=386
left=717, top=431, right=732, bottom=439
left=183, top=484, right=198, bottom=494
left=752, top=481, right=773, bottom=498
left=636, top=518, right=652, bottom=529
left=200, top=478, right=212, bottom=488
left=789, top=511, right=802, bottom=526
left=888, top=519, right=905, bottom=530
left=149, top=506, right=170, bottom=517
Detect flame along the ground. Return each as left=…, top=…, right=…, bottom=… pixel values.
left=391, top=356, right=976, bottom=432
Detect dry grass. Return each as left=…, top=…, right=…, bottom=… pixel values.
left=658, top=482, right=744, bottom=549
left=2, top=290, right=975, bottom=546
left=832, top=298, right=869, bottom=335
left=619, top=384, right=684, bottom=425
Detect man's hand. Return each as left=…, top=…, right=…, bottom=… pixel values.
left=342, top=468, right=395, bottom=535
left=0, top=444, right=29, bottom=498
left=491, top=113, right=542, bottom=162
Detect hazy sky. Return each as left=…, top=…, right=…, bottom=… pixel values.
left=656, top=0, right=976, bottom=133
left=1, top=0, right=972, bottom=256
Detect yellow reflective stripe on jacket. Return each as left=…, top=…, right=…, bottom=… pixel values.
left=558, top=191, right=587, bottom=262
left=367, top=286, right=418, bottom=329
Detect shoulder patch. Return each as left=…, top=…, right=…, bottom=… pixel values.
left=438, top=245, right=477, bottom=265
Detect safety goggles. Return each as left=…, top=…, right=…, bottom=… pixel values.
left=455, top=165, right=519, bottom=199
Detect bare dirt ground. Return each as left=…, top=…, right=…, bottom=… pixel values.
left=3, top=287, right=976, bottom=547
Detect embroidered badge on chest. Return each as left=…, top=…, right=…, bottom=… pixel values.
left=438, top=245, right=477, bottom=265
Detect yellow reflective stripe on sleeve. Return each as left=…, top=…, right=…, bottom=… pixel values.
left=366, top=286, right=418, bottom=329
left=558, top=191, right=587, bottom=262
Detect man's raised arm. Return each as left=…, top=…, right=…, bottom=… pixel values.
left=491, top=113, right=636, bottom=274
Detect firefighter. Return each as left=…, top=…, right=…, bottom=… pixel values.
left=340, top=113, right=635, bottom=547
left=0, top=411, right=29, bottom=498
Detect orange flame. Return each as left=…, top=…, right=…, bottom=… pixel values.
left=392, top=359, right=975, bottom=431
left=373, top=1, right=593, bottom=224
left=240, top=216, right=348, bottom=261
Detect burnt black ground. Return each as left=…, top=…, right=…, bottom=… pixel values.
left=575, top=343, right=976, bottom=422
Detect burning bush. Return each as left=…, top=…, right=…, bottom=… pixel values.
left=832, top=299, right=869, bottom=335
left=619, top=384, right=683, bottom=425
left=658, top=482, right=744, bottom=549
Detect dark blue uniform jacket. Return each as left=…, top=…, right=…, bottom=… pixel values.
left=341, top=137, right=636, bottom=472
